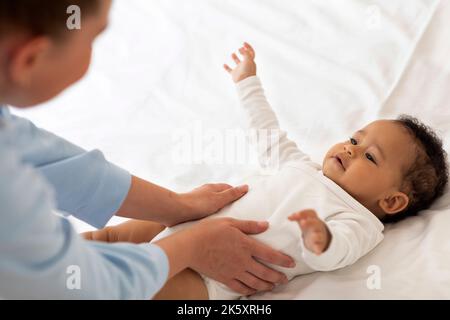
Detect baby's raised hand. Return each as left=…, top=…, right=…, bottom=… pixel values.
left=224, top=42, right=257, bottom=83
left=288, top=209, right=331, bottom=255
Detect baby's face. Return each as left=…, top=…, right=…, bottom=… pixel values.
left=322, top=120, right=415, bottom=215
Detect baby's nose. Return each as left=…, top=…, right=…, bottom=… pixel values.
left=344, top=145, right=355, bottom=156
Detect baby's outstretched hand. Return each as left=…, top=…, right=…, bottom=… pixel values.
left=224, top=42, right=257, bottom=83
left=288, top=209, right=331, bottom=255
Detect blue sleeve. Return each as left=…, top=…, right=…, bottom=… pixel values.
left=0, top=148, right=168, bottom=299
left=8, top=112, right=131, bottom=228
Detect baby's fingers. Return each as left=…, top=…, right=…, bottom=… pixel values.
left=244, top=42, right=256, bottom=59
left=288, top=209, right=317, bottom=222
left=306, top=232, right=326, bottom=254
left=299, top=218, right=321, bottom=231
left=311, top=243, right=325, bottom=255
left=239, top=47, right=252, bottom=60
left=223, top=64, right=232, bottom=73
left=309, top=231, right=326, bottom=244
left=232, top=53, right=241, bottom=64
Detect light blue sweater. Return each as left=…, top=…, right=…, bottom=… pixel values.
left=0, top=106, right=168, bottom=299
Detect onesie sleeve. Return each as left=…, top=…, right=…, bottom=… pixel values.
left=236, top=76, right=320, bottom=170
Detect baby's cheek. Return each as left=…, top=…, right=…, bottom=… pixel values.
left=344, top=167, right=374, bottom=194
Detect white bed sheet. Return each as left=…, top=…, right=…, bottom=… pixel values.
left=15, top=0, right=450, bottom=299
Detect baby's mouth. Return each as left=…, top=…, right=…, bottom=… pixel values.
left=333, top=155, right=345, bottom=170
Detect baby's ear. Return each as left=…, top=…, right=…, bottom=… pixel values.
left=378, top=192, right=409, bottom=215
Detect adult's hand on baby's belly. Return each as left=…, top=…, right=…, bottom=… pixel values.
left=174, top=183, right=249, bottom=225
left=186, top=218, right=295, bottom=295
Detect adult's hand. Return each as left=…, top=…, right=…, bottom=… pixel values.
left=117, top=176, right=248, bottom=227
left=154, top=218, right=295, bottom=296
left=175, top=183, right=249, bottom=225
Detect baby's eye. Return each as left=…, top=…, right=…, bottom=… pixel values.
left=365, top=153, right=376, bottom=164
left=349, top=137, right=357, bottom=145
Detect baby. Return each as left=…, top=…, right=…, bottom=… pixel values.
left=84, top=43, right=448, bottom=299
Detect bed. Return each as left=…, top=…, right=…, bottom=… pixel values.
left=16, top=0, right=450, bottom=299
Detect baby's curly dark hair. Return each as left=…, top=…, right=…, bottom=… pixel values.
left=383, top=115, right=448, bottom=223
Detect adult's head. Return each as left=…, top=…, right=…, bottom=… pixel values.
left=0, top=0, right=111, bottom=107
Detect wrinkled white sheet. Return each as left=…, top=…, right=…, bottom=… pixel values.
left=15, top=0, right=450, bottom=299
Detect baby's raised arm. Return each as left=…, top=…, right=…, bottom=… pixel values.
left=224, top=43, right=315, bottom=170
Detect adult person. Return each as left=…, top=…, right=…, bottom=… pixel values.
left=0, top=0, right=294, bottom=299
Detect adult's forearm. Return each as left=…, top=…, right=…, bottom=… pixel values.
left=153, top=229, right=196, bottom=279
left=116, top=176, right=188, bottom=226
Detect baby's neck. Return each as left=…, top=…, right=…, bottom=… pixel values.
left=359, top=198, right=385, bottom=221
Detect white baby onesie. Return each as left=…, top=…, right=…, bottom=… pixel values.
left=152, top=76, right=384, bottom=299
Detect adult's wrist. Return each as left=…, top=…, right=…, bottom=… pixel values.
left=153, top=228, right=198, bottom=279
left=158, top=192, right=191, bottom=227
